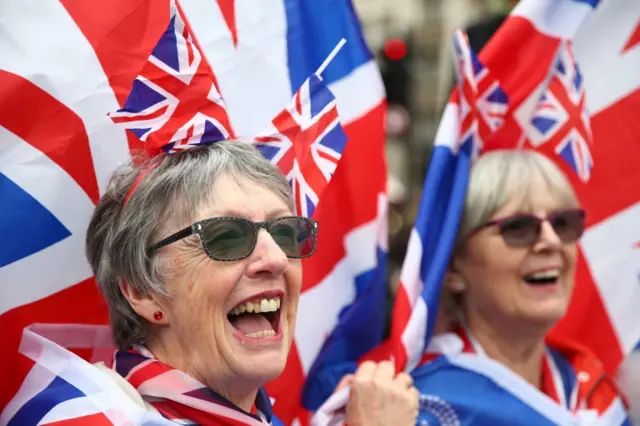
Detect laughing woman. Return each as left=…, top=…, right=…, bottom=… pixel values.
left=4, top=140, right=418, bottom=425
left=413, top=150, right=631, bottom=425
left=80, top=140, right=419, bottom=425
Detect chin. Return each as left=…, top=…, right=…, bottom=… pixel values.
left=234, top=348, right=288, bottom=384
left=525, top=301, right=569, bottom=328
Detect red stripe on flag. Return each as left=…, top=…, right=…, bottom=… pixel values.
left=0, top=278, right=108, bottom=411
left=301, top=102, right=386, bottom=290
left=0, top=70, right=100, bottom=203
left=60, top=0, right=170, bottom=154
left=575, top=88, right=640, bottom=225
left=43, top=412, right=114, bottom=426
left=390, top=285, right=412, bottom=370
left=479, top=16, right=560, bottom=108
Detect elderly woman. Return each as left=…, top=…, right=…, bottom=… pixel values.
left=412, top=150, right=631, bottom=425
left=4, top=140, right=418, bottom=425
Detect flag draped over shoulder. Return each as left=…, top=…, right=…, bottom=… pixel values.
left=0, top=1, right=387, bottom=424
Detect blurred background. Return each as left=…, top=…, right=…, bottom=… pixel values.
left=352, top=0, right=517, bottom=290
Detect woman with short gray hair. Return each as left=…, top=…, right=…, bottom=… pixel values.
left=8, top=139, right=420, bottom=425
left=411, top=150, right=630, bottom=425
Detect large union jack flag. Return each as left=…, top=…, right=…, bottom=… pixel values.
left=109, top=0, right=234, bottom=156
left=525, top=41, right=594, bottom=182
left=254, top=74, right=347, bottom=218
left=0, top=0, right=387, bottom=423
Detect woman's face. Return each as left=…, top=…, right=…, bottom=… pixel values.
left=452, top=175, right=578, bottom=332
left=157, top=174, right=301, bottom=396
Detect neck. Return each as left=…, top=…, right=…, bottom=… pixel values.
left=465, top=311, right=547, bottom=389
left=146, top=337, right=258, bottom=413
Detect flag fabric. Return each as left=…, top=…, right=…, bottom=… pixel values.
left=1, top=324, right=281, bottom=426
left=254, top=72, right=348, bottom=218
left=410, top=331, right=631, bottom=426
left=108, top=0, right=235, bottom=156
left=474, top=0, right=640, bottom=373
left=0, top=1, right=387, bottom=424
left=389, top=30, right=509, bottom=372
left=0, top=325, right=175, bottom=426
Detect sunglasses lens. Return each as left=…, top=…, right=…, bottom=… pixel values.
left=201, top=219, right=255, bottom=260
left=551, top=210, right=585, bottom=243
left=269, top=217, right=316, bottom=258
left=499, top=216, right=540, bottom=246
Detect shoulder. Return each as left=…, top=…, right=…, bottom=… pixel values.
left=546, top=337, right=630, bottom=416
left=93, top=362, right=148, bottom=409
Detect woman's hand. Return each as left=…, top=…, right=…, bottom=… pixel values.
left=341, top=360, right=419, bottom=426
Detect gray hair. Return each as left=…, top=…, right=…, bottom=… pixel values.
left=85, top=141, right=293, bottom=350
left=456, top=149, right=579, bottom=248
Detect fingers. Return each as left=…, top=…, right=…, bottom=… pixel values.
left=345, top=361, right=421, bottom=426
left=372, top=360, right=396, bottom=384
left=334, top=374, right=354, bottom=392
left=392, top=371, right=414, bottom=389
left=354, top=360, right=377, bottom=381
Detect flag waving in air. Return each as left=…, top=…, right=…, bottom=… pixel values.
left=389, top=30, right=509, bottom=372
left=108, top=0, right=235, bottom=156
left=254, top=42, right=349, bottom=219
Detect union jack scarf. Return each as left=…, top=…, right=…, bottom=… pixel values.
left=113, top=347, right=276, bottom=425
left=418, top=327, right=627, bottom=414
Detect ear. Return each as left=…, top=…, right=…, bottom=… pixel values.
left=119, top=280, right=168, bottom=325
left=445, top=254, right=467, bottom=294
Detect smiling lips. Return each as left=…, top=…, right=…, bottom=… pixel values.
left=227, top=295, right=282, bottom=339
left=523, top=268, right=561, bottom=286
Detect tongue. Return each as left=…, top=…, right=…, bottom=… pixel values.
left=230, top=313, right=272, bottom=335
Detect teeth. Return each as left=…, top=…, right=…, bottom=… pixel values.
left=527, top=269, right=560, bottom=280
left=246, top=329, right=277, bottom=338
left=229, top=297, right=281, bottom=316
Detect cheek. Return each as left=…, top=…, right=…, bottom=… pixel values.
left=284, top=264, right=302, bottom=314
left=461, top=240, right=527, bottom=302
left=168, top=256, right=240, bottom=327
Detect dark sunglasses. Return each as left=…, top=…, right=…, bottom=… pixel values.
left=148, top=216, right=318, bottom=261
left=475, top=208, right=586, bottom=247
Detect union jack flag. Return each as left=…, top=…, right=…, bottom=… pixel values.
left=453, top=30, right=509, bottom=156
left=387, top=32, right=509, bottom=372
left=253, top=74, right=347, bottom=218
left=109, top=0, right=234, bottom=156
left=527, top=42, right=594, bottom=182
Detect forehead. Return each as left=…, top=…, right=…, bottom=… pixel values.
left=198, top=174, right=291, bottom=220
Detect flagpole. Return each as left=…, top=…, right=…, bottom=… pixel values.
left=315, top=38, right=347, bottom=79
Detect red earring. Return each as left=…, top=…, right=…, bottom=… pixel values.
left=153, top=311, right=164, bottom=321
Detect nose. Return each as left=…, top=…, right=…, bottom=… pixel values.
left=245, top=229, right=289, bottom=278
left=532, top=220, right=563, bottom=252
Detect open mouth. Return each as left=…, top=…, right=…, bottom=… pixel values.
left=227, top=294, right=282, bottom=339
left=523, top=269, right=560, bottom=286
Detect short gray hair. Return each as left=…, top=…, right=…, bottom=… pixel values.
left=456, top=149, right=579, bottom=248
left=85, top=141, right=293, bottom=350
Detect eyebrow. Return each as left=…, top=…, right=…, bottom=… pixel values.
left=207, top=208, right=293, bottom=221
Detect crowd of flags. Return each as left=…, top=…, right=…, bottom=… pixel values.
left=1, top=0, right=639, bottom=424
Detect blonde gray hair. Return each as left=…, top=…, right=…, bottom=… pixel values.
left=85, top=141, right=292, bottom=350
left=456, top=149, right=579, bottom=248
